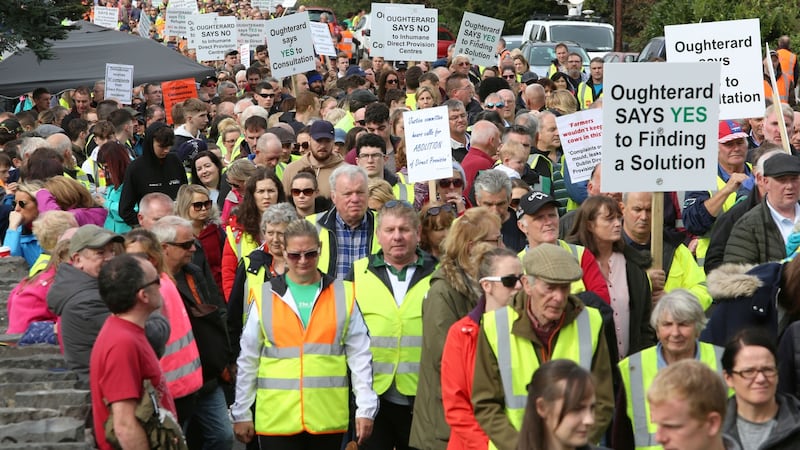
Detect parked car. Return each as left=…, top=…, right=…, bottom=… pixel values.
left=305, top=7, right=338, bottom=26
left=604, top=51, right=638, bottom=63
left=502, top=35, right=525, bottom=52
left=438, top=26, right=455, bottom=59
left=638, top=36, right=666, bottom=62
left=353, top=13, right=371, bottom=60
left=519, top=41, right=590, bottom=78
left=522, top=19, right=614, bottom=59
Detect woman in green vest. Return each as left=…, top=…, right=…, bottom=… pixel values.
left=517, top=359, right=610, bottom=450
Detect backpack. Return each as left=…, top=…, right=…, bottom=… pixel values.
left=104, top=379, right=188, bottom=450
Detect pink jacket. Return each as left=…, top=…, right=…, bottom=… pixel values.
left=6, top=265, right=58, bottom=334
left=37, top=190, right=108, bottom=226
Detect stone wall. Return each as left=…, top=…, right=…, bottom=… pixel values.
left=0, top=257, right=93, bottom=449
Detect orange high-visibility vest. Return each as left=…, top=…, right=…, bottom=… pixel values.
left=764, top=74, right=792, bottom=104
left=159, top=273, right=203, bottom=398
left=777, top=49, right=797, bottom=84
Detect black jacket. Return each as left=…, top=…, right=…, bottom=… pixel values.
left=119, top=122, right=189, bottom=226
left=705, top=188, right=761, bottom=274
left=227, top=248, right=274, bottom=359
left=174, top=262, right=231, bottom=393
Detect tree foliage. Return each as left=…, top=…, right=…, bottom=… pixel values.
left=0, top=0, right=87, bottom=60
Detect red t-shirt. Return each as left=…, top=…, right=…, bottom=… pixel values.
left=89, top=315, right=176, bottom=450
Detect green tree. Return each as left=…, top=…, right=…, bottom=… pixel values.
left=0, top=0, right=87, bottom=60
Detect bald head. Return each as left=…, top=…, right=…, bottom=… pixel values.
left=524, top=84, right=546, bottom=110
left=254, top=132, right=282, bottom=168
left=470, top=120, right=502, bottom=157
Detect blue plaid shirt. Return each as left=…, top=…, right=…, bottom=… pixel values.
left=334, top=212, right=370, bottom=279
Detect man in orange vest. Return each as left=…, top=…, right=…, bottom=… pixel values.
left=763, top=50, right=796, bottom=106
left=777, top=35, right=799, bottom=85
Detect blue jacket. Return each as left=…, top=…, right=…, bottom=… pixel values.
left=3, top=226, right=43, bottom=268
left=103, top=184, right=132, bottom=233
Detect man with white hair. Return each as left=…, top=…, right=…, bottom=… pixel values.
left=47, top=132, right=92, bottom=190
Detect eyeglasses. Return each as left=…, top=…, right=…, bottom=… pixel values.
left=257, top=92, right=275, bottom=98
left=191, top=200, right=213, bottom=211
left=137, top=277, right=161, bottom=291
left=486, top=102, right=505, bottom=108
left=294, top=142, right=310, bottom=150
left=438, top=178, right=464, bottom=189
left=480, top=274, right=522, bottom=288
left=12, top=200, right=29, bottom=209
left=730, top=366, right=778, bottom=380
left=291, top=188, right=315, bottom=196
left=167, top=240, right=195, bottom=250
left=286, top=249, right=320, bottom=261
left=386, top=79, right=399, bottom=85
left=482, top=234, right=504, bottom=246
left=358, top=152, right=385, bottom=160
left=457, top=61, right=470, bottom=66
left=383, top=200, right=413, bottom=209
left=425, top=203, right=456, bottom=217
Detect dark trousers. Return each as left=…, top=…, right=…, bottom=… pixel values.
left=362, top=397, right=413, bottom=450
left=258, top=432, right=345, bottom=450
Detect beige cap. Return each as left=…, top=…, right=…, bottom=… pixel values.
left=523, top=243, right=583, bottom=284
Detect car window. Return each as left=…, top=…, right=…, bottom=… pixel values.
left=549, top=25, right=613, bottom=52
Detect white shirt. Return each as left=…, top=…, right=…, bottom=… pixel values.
left=766, top=195, right=800, bottom=243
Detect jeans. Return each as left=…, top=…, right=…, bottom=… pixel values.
left=183, top=385, right=233, bottom=450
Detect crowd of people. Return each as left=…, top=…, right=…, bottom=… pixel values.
left=6, top=2, right=800, bottom=450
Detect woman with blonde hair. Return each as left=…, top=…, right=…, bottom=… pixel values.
left=218, top=123, right=244, bottom=164
left=367, top=178, right=394, bottom=210
left=176, top=184, right=224, bottom=292
left=411, top=207, right=504, bottom=449
left=547, top=89, right=579, bottom=115
left=415, top=85, right=440, bottom=109
left=220, top=157, right=257, bottom=224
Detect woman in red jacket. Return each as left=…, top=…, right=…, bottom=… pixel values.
left=441, top=247, right=523, bottom=450
left=176, top=184, right=224, bottom=294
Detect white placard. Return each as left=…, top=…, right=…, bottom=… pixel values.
left=188, top=14, right=238, bottom=61
left=665, top=18, right=762, bottom=120
left=557, top=109, right=603, bottom=183
left=237, top=20, right=268, bottom=46
left=370, top=3, right=437, bottom=61
left=453, top=12, right=504, bottom=67
left=265, top=12, right=316, bottom=79
left=164, top=8, right=197, bottom=37
left=601, top=62, right=720, bottom=193
left=251, top=0, right=271, bottom=10
left=167, top=0, right=198, bottom=13
left=104, top=63, right=134, bottom=104
left=404, top=106, right=453, bottom=183
left=93, top=6, right=119, bottom=29
left=137, top=13, right=151, bottom=38
left=240, top=43, right=251, bottom=67
left=309, top=22, right=338, bottom=57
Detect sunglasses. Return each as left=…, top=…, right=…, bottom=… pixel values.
left=137, top=277, right=161, bottom=291
left=510, top=198, right=521, bottom=209
left=480, top=274, right=523, bottom=288
left=502, top=74, right=516, bottom=80
left=167, top=240, right=195, bottom=250
left=12, top=200, right=29, bottom=209
left=257, top=92, right=275, bottom=98
left=383, top=199, right=413, bottom=209
left=191, top=200, right=213, bottom=211
left=438, top=178, right=464, bottom=188
left=386, top=79, right=399, bottom=84
left=291, top=188, right=315, bottom=196
left=286, top=249, right=320, bottom=261
left=294, top=142, right=310, bottom=150
left=425, top=203, right=456, bottom=217
left=486, top=102, right=505, bottom=108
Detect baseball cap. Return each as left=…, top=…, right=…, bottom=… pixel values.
left=517, top=191, right=560, bottom=219
left=346, top=66, right=367, bottom=77
left=200, top=75, right=218, bottom=87
left=522, top=243, right=583, bottom=284
left=268, top=126, right=295, bottom=145
left=334, top=127, right=346, bottom=144
left=176, top=138, right=207, bottom=164
left=521, top=71, right=539, bottom=85
left=309, top=120, right=335, bottom=141
left=718, top=120, right=748, bottom=143
left=225, top=49, right=239, bottom=57
left=0, top=118, right=22, bottom=138
left=69, top=225, right=124, bottom=255
left=763, top=153, right=800, bottom=178
left=394, top=61, right=408, bottom=71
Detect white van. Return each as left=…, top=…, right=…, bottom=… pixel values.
left=522, top=20, right=613, bottom=60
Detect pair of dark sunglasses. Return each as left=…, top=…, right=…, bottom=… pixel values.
left=481, top=274, right=523, bottom=288
left=291, top=188, right=315, bottom=196
left=191, top=200, right=213, bottom=211
left=425, top=203, right=456, bottom=217
left=438, top=178, right=464, bottom=188
left=294, top=142, right=310, bottom=150
left=286, top=249, right=320, bottom=261
left=167, top=240, right=195, bottom=250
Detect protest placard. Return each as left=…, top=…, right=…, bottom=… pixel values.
left=237, top=19, right=268, bottom=46
left=370, top=3, right=437, bottom=61
left=665, top=18, right=762, bottom=120
left=453, top=12, right=504, bottom=68
left=557, top=109, right=603, bottom=183
left=167, top=0, right=198, bottom=13
left=404, top=106, right=452, bottom=183
left=104, top=64, right=134, bottom=105
left=93, top=7, right=119, bottom=29
left=309, top=22, right=338, bottom=57
left=265, top=12, right=316, bottom=79
left=162, top=78, right=198, bottom=125
left=601, top=62, right=719, bottom=193
left=138, top=13, right=151, bottom=38
left=164, top=8, right=198, bottom=37
left=188, top=14, right=238, bottom=61
left=240, top=43, right=251, bottom=67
